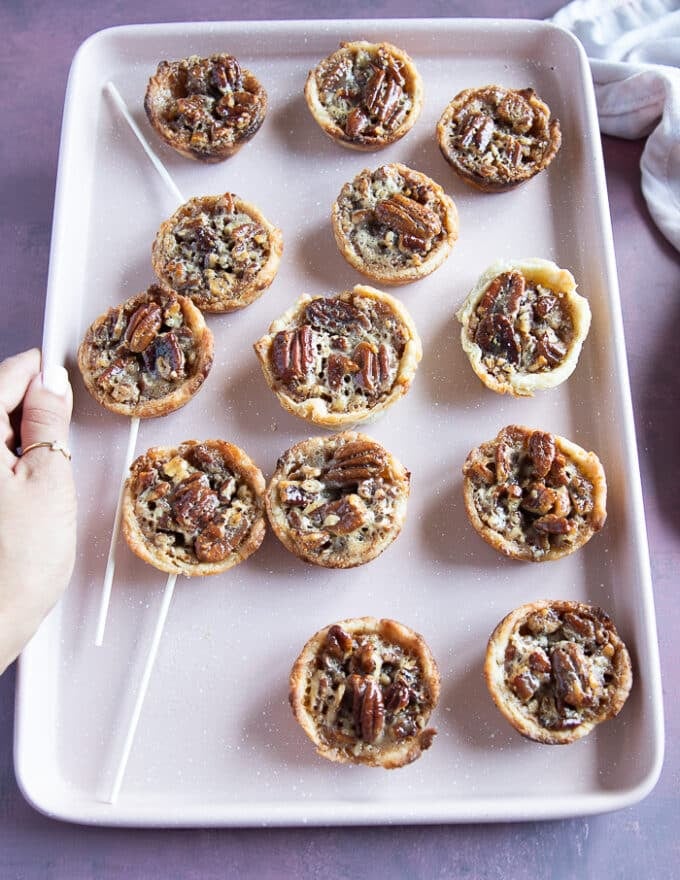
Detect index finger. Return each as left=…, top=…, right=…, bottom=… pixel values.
left=0, top=349, right=42, bottom=415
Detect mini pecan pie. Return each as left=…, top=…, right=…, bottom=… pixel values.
left=485, top=600, right=633, bottom=744
left=304, top=41, right=423, bottom=151
left=462, top=425, right=607, bottom=562
left=331, top=163, right=458, bottom=285
left=253, top=284, right=421, bottom=427
left=121, top=440, right=266, bottom=577
left=144, top=53, right=267, bottom=162
left=266, top=432, right=410, bottom=569
left=152, top=192, right=283, bottom=313
left=437, top=85, right=562, bottom=191
left=290, top=617, right=439, bottom=767
left=77, top=284, right=214, bottom=418
left=457, top=258, right=591, bottom=397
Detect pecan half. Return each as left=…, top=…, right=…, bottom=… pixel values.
left=305, top=297, right=371, bottom=332
left=325, top=624, right=354, bottom=659
left=352, top=341, right=385, bottom=393
left=324, top=439, right=388, bottom=485
left=551, top=643, right=594, bottom=710
left=528, top=431, right=556, bottom=478
left=459, top=113, right=494, bottom=151
left=384, top=681, right=410, bottom=713
left=475, top=314, right=520, bottom=363
left=374, top=193, right=442, bottom=240
left=271, top=325, right=314, bottom=382
left=533, top=513, right=572, bottom=535
left=360, top=678, right=385, bottom=743
left=126, top=303, right=163, bottom=353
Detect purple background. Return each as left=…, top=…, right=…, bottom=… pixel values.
left=1, top=1, right=678, bottom=876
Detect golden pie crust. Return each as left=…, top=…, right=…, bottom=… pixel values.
left=331, top=163, right=458, bottom=285
left=437, top=85, right=562, bottom=191
left=485, top=600, right=633, bottom=744
left=144, top=53, right=267, bottom=163
left=151, top=192, right=283, bottom=313
left=77, top=284, right=214, bottom=419
left=289, top=617, right=440, bottom=767
left=253, top=284, right=422, bottom=428
left=304, top=41, right=423, bottom=151
left=457, top=258, right=591, bottom=397
left=462, top=425, right=607, bottom=562
left=266, top=431, right=410, bottom=569
left=121, top=439, right=266, bottom=577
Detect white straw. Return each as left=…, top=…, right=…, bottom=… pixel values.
left=95, top=416, right=140, bottom=646
left=104, top=81, right=185, bottom=204
left=94, top=80, right=185, bottom=646
left=106, top=573, right=178, bottom=805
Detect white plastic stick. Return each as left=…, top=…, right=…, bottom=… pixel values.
left=104, top=81, right=185, bottom=204
left=95, top=416, right=140, bottom=646
left=107, top=573, right=178, bottom=805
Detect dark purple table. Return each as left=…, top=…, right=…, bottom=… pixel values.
left=2, top=1, right=678, bottom=875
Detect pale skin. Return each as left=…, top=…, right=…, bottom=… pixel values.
left=0, top=349, right=76, bottom=674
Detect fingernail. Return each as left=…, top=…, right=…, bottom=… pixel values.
left=41, top=365, right=70, bottom=397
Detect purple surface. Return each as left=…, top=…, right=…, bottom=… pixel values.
left=1, top=0, right=678, bottom=876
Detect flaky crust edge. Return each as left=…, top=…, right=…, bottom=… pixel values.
left=462, top=425, right=608, bottom=562
left=265, top=431, right=410, bottom=568
left=304, top=41, right=424, bottom=152
left=76, top=287, right=214, bottom=419
left=331, top=162, right=459, bottom=285
left=253, top=284, right=423, bottom=428
left=121, top=439, right=266, bottom=577
left=144, top=58, right=268, bottom=163
left=151, top=193, right=283, bottom=313
left=457, top=258, right=592, bottom=397
left=289, top=616, right=440, bottom=767
left=436, top=85, right=562, bottom=193
left=484, top=599, right=633, bottom=744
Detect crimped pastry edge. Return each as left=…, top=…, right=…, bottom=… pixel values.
left=121, top=439, right=266, bottom=577
left=253, top=284, right=423, bottom=428
left=462, top=424, right=607, bottom=562
left=151, top=193, right=283, bottom=313
left=456, top=257, right=592, bottom=397
left=331, top=162, right=459, bottom=285
left=304, top=41, right=424, bottom=152
left=265, top=431, right=410, bottom=568
left=76, top=285, right=214, bottom=419
left=289, top=616, right=440, bottom=767
left=484, top=599, right=633, bottom=744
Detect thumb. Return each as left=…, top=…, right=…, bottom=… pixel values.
left=17, top=364, right=73, bottom=471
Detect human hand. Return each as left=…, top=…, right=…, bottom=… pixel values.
left=0, top=349, right=77, bottom=674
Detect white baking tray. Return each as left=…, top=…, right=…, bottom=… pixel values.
left=14, top=18, right=664, bottom=826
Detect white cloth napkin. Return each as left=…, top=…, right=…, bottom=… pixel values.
left=551, top=0, right=680, bottom=251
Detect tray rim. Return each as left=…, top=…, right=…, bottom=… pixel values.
left=14, top=16, right=665, bottom=828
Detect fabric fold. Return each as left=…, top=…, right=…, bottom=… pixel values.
left=552, top=0, right=680, bottom=251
